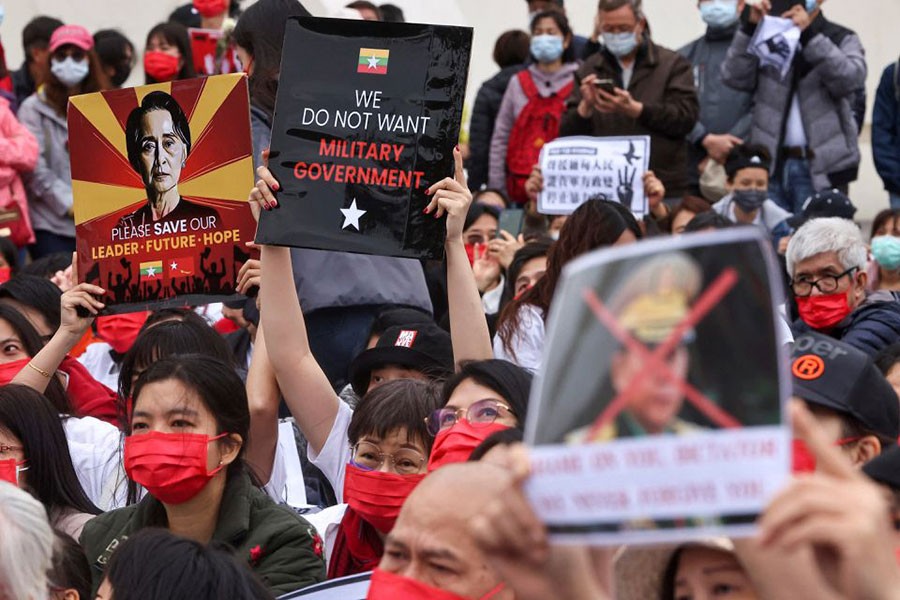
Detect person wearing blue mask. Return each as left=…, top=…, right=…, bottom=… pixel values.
left=559, top=0, right=698, bottom=204
left=488, top=10, right=578, bottom=204
left=721, top=0, right=866, bottom=215
left=678, top=1, right=753, bottom=202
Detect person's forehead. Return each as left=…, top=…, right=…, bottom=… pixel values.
left=133, top=378, right=206, bottom=416
left=392, top=509, right=482, bottom=560
left=734, top=166, right=768, bottom=179
left=601, top=4, right=638, bottom=23
left=446, top=378, right=505, bottom=410
left=141, top=109, right=176, bottom=134
left=520, top=256, right=547, bottom=276
left=794, top=251, right=843, bottom=273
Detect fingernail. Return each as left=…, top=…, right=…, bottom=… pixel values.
left=425, top=189, right=432, bottom=195
left=434, top=213, right=440, bottom=219
left=455, top=145, right=460, bottom=152
left=273, top=182, right=280, bottom=191
left=422, top=207, right=429, bottom=214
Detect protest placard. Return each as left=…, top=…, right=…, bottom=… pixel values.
left=524, top=228, right=790, bottom=545
left=189, top=28, right=242, bottom=76
left=69, top=73, right=257, bottom=313
left=277, top=572, right=370, bottom=600
left=537, top=135, right=651, bottom=217
left=255, top=17, right=472, bottom=260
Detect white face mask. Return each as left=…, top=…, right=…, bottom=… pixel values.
left=51, top=56, right=90, bottom=87
left=0, top=5, right=5, bottom=28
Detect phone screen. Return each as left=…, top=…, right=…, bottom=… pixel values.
left=498, top=209, right=525, bottom=238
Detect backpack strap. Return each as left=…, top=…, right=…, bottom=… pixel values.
left=516, top=69, right=540, bottom=100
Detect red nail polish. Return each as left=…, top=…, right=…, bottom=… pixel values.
left=455, top=145, right=460, bottom=151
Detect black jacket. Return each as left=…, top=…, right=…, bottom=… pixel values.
left=468, top=64, right=526, bottom=190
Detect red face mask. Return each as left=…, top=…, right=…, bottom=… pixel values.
left=792, top=437, right=862, bottom=473
left=796, top=292, right=853, bottom=330
left=124, top=431, right=228, bottom=504
left=343, top=463, right=425, bottom=534
left=0, top=267, right=12, bottom=284
left=144, top=51, right=181, bottom=82
left=0, top=358, right=34, bottom=386
left=193, top=0, right=228, bottom=18
left=96, top=312, right=149, bottom=354
left=367, top=568, right=506, bottom=600
left=0, top=458, right=27, bottom=486
left=427, top=421, right=511, bottom=472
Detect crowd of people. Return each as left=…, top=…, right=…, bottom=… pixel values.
left=1, top=0, right=900, bottom=598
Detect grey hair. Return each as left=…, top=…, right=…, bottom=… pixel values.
left=0, top=482, right=53, bottom=600
left=786, top=217, right=867, bottom=276
left=598, top=0, right=644, bottom=19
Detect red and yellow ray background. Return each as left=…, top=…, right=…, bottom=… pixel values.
left=68, top=73, right=254, bottom=225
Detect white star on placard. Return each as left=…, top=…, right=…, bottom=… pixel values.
left=170, top=261, right=178, bottom=270
left=146, top=267, right=157, bottom=278
left=367, top=54, right=380, bottom=69
left=340, top=199, right=366, bottom=231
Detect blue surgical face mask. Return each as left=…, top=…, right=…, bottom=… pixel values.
left=806, top=0, right=819, bottom=13
left=872, top=236, right=900, bottom=271
left=530, top=34, right=564, bottom=64
left=700, top=0, right=739, bottom=29
left=604, top=31, right=638, bottom=58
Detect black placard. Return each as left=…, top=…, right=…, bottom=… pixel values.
left=256, top=17, right=473, bottom=260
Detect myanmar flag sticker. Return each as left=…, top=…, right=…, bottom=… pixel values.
left=358, top=48, right=389, bottom=75
left=139, top=260, right=163, bottom=281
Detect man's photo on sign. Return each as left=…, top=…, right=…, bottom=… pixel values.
left=119, top=91, right=218, bottom=229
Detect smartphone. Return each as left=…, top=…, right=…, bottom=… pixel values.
left=592, top=78, right=616, bottom=94
left=497, top=209, right=525, bottom=239
left=769, top=0, right=803, bottom=14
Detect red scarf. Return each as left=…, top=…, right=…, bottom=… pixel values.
left=327, top=506, right=384, bottom=579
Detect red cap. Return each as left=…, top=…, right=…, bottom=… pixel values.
left=49, top=25, right=94, bottom=53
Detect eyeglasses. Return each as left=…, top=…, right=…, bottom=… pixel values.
left=791, top=266, right=857, bottom=297
left=350, top=441, right=426, bottom=475
left=0, top=444, right=23, bottom=454
left=425, top=399, right=512, bottom=436
left=53, top=48, right=86, bottom=62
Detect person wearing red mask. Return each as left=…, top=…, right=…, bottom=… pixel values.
left=369, top=463, right=512, bottom=600
left=79, top=355, right=326, bottom=596
left=78, top=311, right=150, bottom=390
left=427, top=360, right=530, bottom=471
left=142, top=22, right=196, bottom=84
left=787, top=217, right=900, bottom=357
left=790, top=331, right=898, bottom=472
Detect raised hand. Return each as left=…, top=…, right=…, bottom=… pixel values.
left=424, top=146, right=472, bottom=242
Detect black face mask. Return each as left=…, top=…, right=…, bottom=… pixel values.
left=732, top=189, right=767, bottom=212
left=111, top=62, right=133, bottom=87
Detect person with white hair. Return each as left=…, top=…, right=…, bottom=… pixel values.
left=0, top=481, right=54, bottom=600
left=787, top=217, right=900, bottom=356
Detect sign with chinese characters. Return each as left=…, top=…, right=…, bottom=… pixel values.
left=255, top=17, right=472, bottom=260
left=69, top=74, right=257, bottom=313
left=524, top=228, right=790, bottom=546
left=537, top=135, right=651, bottom=217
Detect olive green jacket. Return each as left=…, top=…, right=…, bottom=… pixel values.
left=80, top=472, right=326, bottom=596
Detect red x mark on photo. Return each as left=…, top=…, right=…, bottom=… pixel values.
left=582, top=267, right=742, bottom=441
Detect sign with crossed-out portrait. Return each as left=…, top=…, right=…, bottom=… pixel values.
left=524, top=227, right=790, bottom=546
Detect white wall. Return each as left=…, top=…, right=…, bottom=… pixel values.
left=7, top=0, right=899, bottom=218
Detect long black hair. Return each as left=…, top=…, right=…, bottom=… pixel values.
left=131, top=355, right=250, bottom=482
left=0, top=304, right=70, bottom=413
left=232, top=0, right=312, bottom=118
left=0, top=385, right=100, bottom=516
left=105, top=528, right=273, bottom=600
left=0, top=274, right=64, bottom=334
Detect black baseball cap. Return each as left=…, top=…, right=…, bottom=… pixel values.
left=724, top=144, right=771, bottom=178
left=787, top=189, right=857, bottom=228
left=792, top=332, right=900, bottom=441
left=348, top=322, right=454, bottom=396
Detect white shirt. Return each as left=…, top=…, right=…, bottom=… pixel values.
left=307, top=401, right=354, bottom=504
left=493, top=303, right=545, bottom=372
left=783, top=95, right=808, bottom=147
left=78, top=342, right=121, bottom=391
left=618, top=59, right=635, bottom=89
left=482, top=275, right=505, bottom=315
left=63, top=415, right=128, bottom=511
left=304, top=503, right=348, bottom=569
left=261, top=419, right=311, bottom=508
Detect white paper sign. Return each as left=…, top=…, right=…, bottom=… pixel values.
left=278, top=572, right=371, bottom=600
left=537, top=135, right=651, bottom=217
left=749, top=16, right=801, bottom=80
left=524, top=228, right=791, bottom=546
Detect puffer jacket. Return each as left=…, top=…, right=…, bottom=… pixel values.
left=792, top=291, right=900, bottom=357
left=721, top=13, right=866, bottom=190
left=468, top=64, right=526, bottom=191
left=0, top=96, right=37, bottom=245
left=16, top=90, right=75, bottom=237
left=873, top=60, right=900, bottom=195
